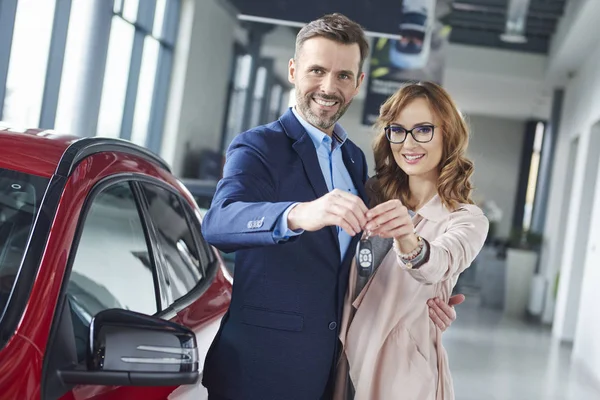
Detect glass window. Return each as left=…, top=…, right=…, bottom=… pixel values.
left=113, top=0, right=124, bottom=14
left=122, top=0, right=139, bottom=23
left=522, top=122, right=545, bottom=231
left=153, top=0, right=167, bottom=38
left=67, top=182, right=158, bottom=330
left=141, top=184, right=207, bottom=303
left=0, top=168, right=49, bottom=320
left=130, top=37, right=160, bottom=147
left=2, top=0, right=57, bottom=127
left=249, top=66, right=267, bottom=128
left=267, top=84, right=283, bottom=122
left=223, top=54, right=252, bottom=151
left=55, top=0, right=95, bottom=135
left=94, top=1, right=178, bottom=146
left=96, top=17, right=135, bottom=138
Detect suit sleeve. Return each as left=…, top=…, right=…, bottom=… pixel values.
left=201, top=137, right=299, bottom=253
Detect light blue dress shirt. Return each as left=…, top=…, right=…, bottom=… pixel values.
left=272, top=107, right=358, bottom=261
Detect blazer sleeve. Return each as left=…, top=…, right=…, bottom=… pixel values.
left=201, top=136, right=296, bottom=253
left=399, top=205, right=489, bottom=285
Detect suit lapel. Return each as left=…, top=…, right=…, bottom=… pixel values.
left=342, top=144, right=368, bottom=204
left=291, top=135, right=330, bottom=199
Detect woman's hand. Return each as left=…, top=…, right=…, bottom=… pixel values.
left=365, top=199, right=414, bottom=239
left=365, top=200, right=420, bottom=252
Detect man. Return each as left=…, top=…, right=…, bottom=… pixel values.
left=201, top=13, right=462, bottom=400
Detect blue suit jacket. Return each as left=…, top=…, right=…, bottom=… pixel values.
left=201, top=109, right=369, bottom=400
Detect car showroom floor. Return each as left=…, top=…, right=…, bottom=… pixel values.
left=444, top=295, right=600, bottom=400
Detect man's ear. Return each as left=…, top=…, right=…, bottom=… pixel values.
left=354, top=72, right=366, bottom=95
left=288, top=58, right=296, bottom=84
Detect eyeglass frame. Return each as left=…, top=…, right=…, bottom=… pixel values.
left=384, top=124, right=436, bottom=144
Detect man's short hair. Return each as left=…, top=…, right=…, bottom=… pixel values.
left=295, top=13, right=370, bottom=75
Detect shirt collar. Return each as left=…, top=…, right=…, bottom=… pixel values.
left=291, top=106, right=348, bottom=150
left=415, top=194, right=451, bottom=223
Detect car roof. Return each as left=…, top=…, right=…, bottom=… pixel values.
left=0, top=126, right=170, bottom=178
left=0, top=127, right=78, bottom=178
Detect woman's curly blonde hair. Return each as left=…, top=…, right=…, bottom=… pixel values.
left=370, top=81, right=474, bottom=211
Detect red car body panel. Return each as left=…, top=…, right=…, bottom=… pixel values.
left=0, top=129, right=232, bottom=399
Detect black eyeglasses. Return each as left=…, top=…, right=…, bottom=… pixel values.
left=384, top=124, right=435, bottom=144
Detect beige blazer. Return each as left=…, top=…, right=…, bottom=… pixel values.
left=335, top=195, right=489, bottom=400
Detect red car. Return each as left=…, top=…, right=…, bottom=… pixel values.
left=0, top=127, right=232, bottom=400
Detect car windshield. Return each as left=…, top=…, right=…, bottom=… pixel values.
left=0, top=168, right=49, bottom=317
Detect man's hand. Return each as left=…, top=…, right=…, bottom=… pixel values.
left=287, top=189, right=368, bottom=236
left=427, top=294, right=465, bottom=332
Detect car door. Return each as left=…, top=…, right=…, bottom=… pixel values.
left=49, top=179, right=184, bottom=400
left=136, top=182, right=231, bottom=400
left=42, top=160, right=230, bottom=400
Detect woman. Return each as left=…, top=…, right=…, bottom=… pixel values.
left=336, top=81, right=489, bottom=400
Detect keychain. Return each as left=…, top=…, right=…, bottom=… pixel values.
left=355, top=231, right=374, bottom=277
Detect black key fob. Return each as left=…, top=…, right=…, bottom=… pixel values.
left=356, top=238, right=374, bottom=277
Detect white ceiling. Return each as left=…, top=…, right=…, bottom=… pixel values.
left=546, top=0, right=600, bottom=85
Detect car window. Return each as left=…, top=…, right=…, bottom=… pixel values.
left=191, top=194, right=212, bottom=210
left=141, top=183, right=212, bottom=305
left=0, top=168, right=48, bottom=321
left=66, top=181, right=159, bottom=362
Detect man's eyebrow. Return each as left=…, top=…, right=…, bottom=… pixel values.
left=305, top=64, right=326, bottom=71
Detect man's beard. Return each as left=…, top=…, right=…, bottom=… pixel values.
left=296, top=91, right=352, bottom=131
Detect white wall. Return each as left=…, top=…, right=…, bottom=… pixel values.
left=442, top=45, right=550, bottom=121
left=161, top=0, right=238, bottom=176
left=466, top=115, right=525, bottom=238
left=543, top=35, right=600, bottom=384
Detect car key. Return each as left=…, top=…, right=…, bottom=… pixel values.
left=356, top=232, right=374, bottom=277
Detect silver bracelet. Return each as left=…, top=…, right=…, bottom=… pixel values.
left=398, top=238, right=428, bottom=269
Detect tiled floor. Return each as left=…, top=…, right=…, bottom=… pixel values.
left=444, top=296, right=600, bottom=400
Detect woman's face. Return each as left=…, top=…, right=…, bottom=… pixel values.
left=388, top=98, right=443, bottom=180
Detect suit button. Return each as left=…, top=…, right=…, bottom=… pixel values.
left=328, top=322, right=337, bottom=330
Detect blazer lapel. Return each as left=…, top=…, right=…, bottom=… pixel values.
left=292, top=135, right=330, bottom=199
left=342, top=144, right=368, bottom=204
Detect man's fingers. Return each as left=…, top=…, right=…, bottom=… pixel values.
left=428, top=308, right=447, bottom=331
left=339, top=199, right=368, bottom=229
left=331, top=189, right=369, bottom=214
left=331, top=192, right=368, bottom=228
left=429, top=298, right=455, bottom=326
left=329, top=207, right=361, bottom=235
left=338, top=220, right=357, bottom=237
left=448, top=294, right=465, bottom=307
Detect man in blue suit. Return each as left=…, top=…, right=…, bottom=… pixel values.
left=201, top=13, right=460, bottom=400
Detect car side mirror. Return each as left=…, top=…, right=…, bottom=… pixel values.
left=58, top=309, right=199, bottom=387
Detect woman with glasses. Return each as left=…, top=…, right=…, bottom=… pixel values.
left=335, top=81, right=489, bottom=400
